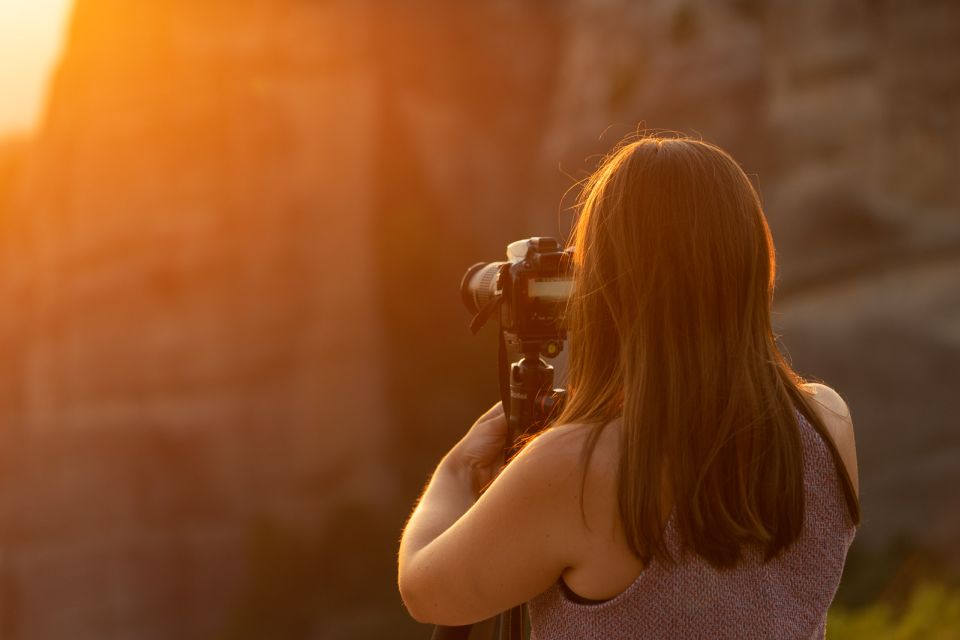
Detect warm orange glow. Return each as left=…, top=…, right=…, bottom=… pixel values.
left=0, top=0, right=73, bottom=134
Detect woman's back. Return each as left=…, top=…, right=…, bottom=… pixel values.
left=528, top=399, right=857, bottom=639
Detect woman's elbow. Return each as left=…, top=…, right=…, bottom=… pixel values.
left=398, top=574, right=432, bottom=624
left=398, top=568, right=472, bottom=626
left=398, top=561, right=442, bottom=624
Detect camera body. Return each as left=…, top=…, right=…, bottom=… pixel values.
left=461, top=237, right=573, bottom=440
left=461, top=237, right=573, bottom=353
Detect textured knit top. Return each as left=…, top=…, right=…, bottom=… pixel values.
left=528, top=408, right=856, bottom=640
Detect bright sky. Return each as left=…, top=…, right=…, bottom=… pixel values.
left=0, top=0, right=74, bottom=135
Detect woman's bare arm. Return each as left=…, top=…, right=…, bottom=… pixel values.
left=398, top=406, right=584, bottom=625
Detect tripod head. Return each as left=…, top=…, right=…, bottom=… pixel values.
left=505, top=338, right=566, bottom=457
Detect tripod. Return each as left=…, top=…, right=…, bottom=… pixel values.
left=432, top=337, right=566, bottom=640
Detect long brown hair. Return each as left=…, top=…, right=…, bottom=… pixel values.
left=555, top=135, right=860, bottom=568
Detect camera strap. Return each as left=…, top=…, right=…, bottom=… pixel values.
left=498, top=328, right=511, bottom=427
left=467, top=294, right=512, bottom=425
left=469, top=295, right=501, bottom=335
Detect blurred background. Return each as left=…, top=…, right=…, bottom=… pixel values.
left=0, top=0, right=958, bottom=638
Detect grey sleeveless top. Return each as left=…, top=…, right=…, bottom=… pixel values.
left=528, top=409, right=856, bottom=639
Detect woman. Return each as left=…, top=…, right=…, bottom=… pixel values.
left=397, top=136, right=860, bottom=639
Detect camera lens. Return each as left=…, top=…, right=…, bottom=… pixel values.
left=460, top=262, right=504, bottom=314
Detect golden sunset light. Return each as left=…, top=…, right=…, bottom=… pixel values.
left=0, top=2, right=958, bottom=639
left=0, top=0, right=73, bottom=135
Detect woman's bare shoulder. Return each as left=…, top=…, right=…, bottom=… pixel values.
left=529, top=419, right=622, bottom=530
left=800, top=382, right=859, bottom=496
left=518, top=420, right=619, bottom=510
left=530, top=419, right=620, bottom=476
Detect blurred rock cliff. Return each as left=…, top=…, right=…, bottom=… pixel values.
left=0, top=0, right=957, bottom=638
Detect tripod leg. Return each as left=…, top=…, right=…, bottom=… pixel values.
left=431, top=625, right=471, bottom=640
left=508, top=606, right=523, bottom=639
left=469, top=615, right=498, bottom=639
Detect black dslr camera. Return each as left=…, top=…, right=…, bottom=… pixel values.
left=461, top=237, right=573, bottom=348
left=460, top=237, right=573, bottom=449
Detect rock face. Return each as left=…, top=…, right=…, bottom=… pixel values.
left=0, top=2, right=394, bottom=638
left=0, top=0, right=958, bottom=638
left=0, top=2, right=568, bottom=638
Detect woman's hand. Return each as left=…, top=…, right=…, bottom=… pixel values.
left=444, top=402, right=509, bottom=495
